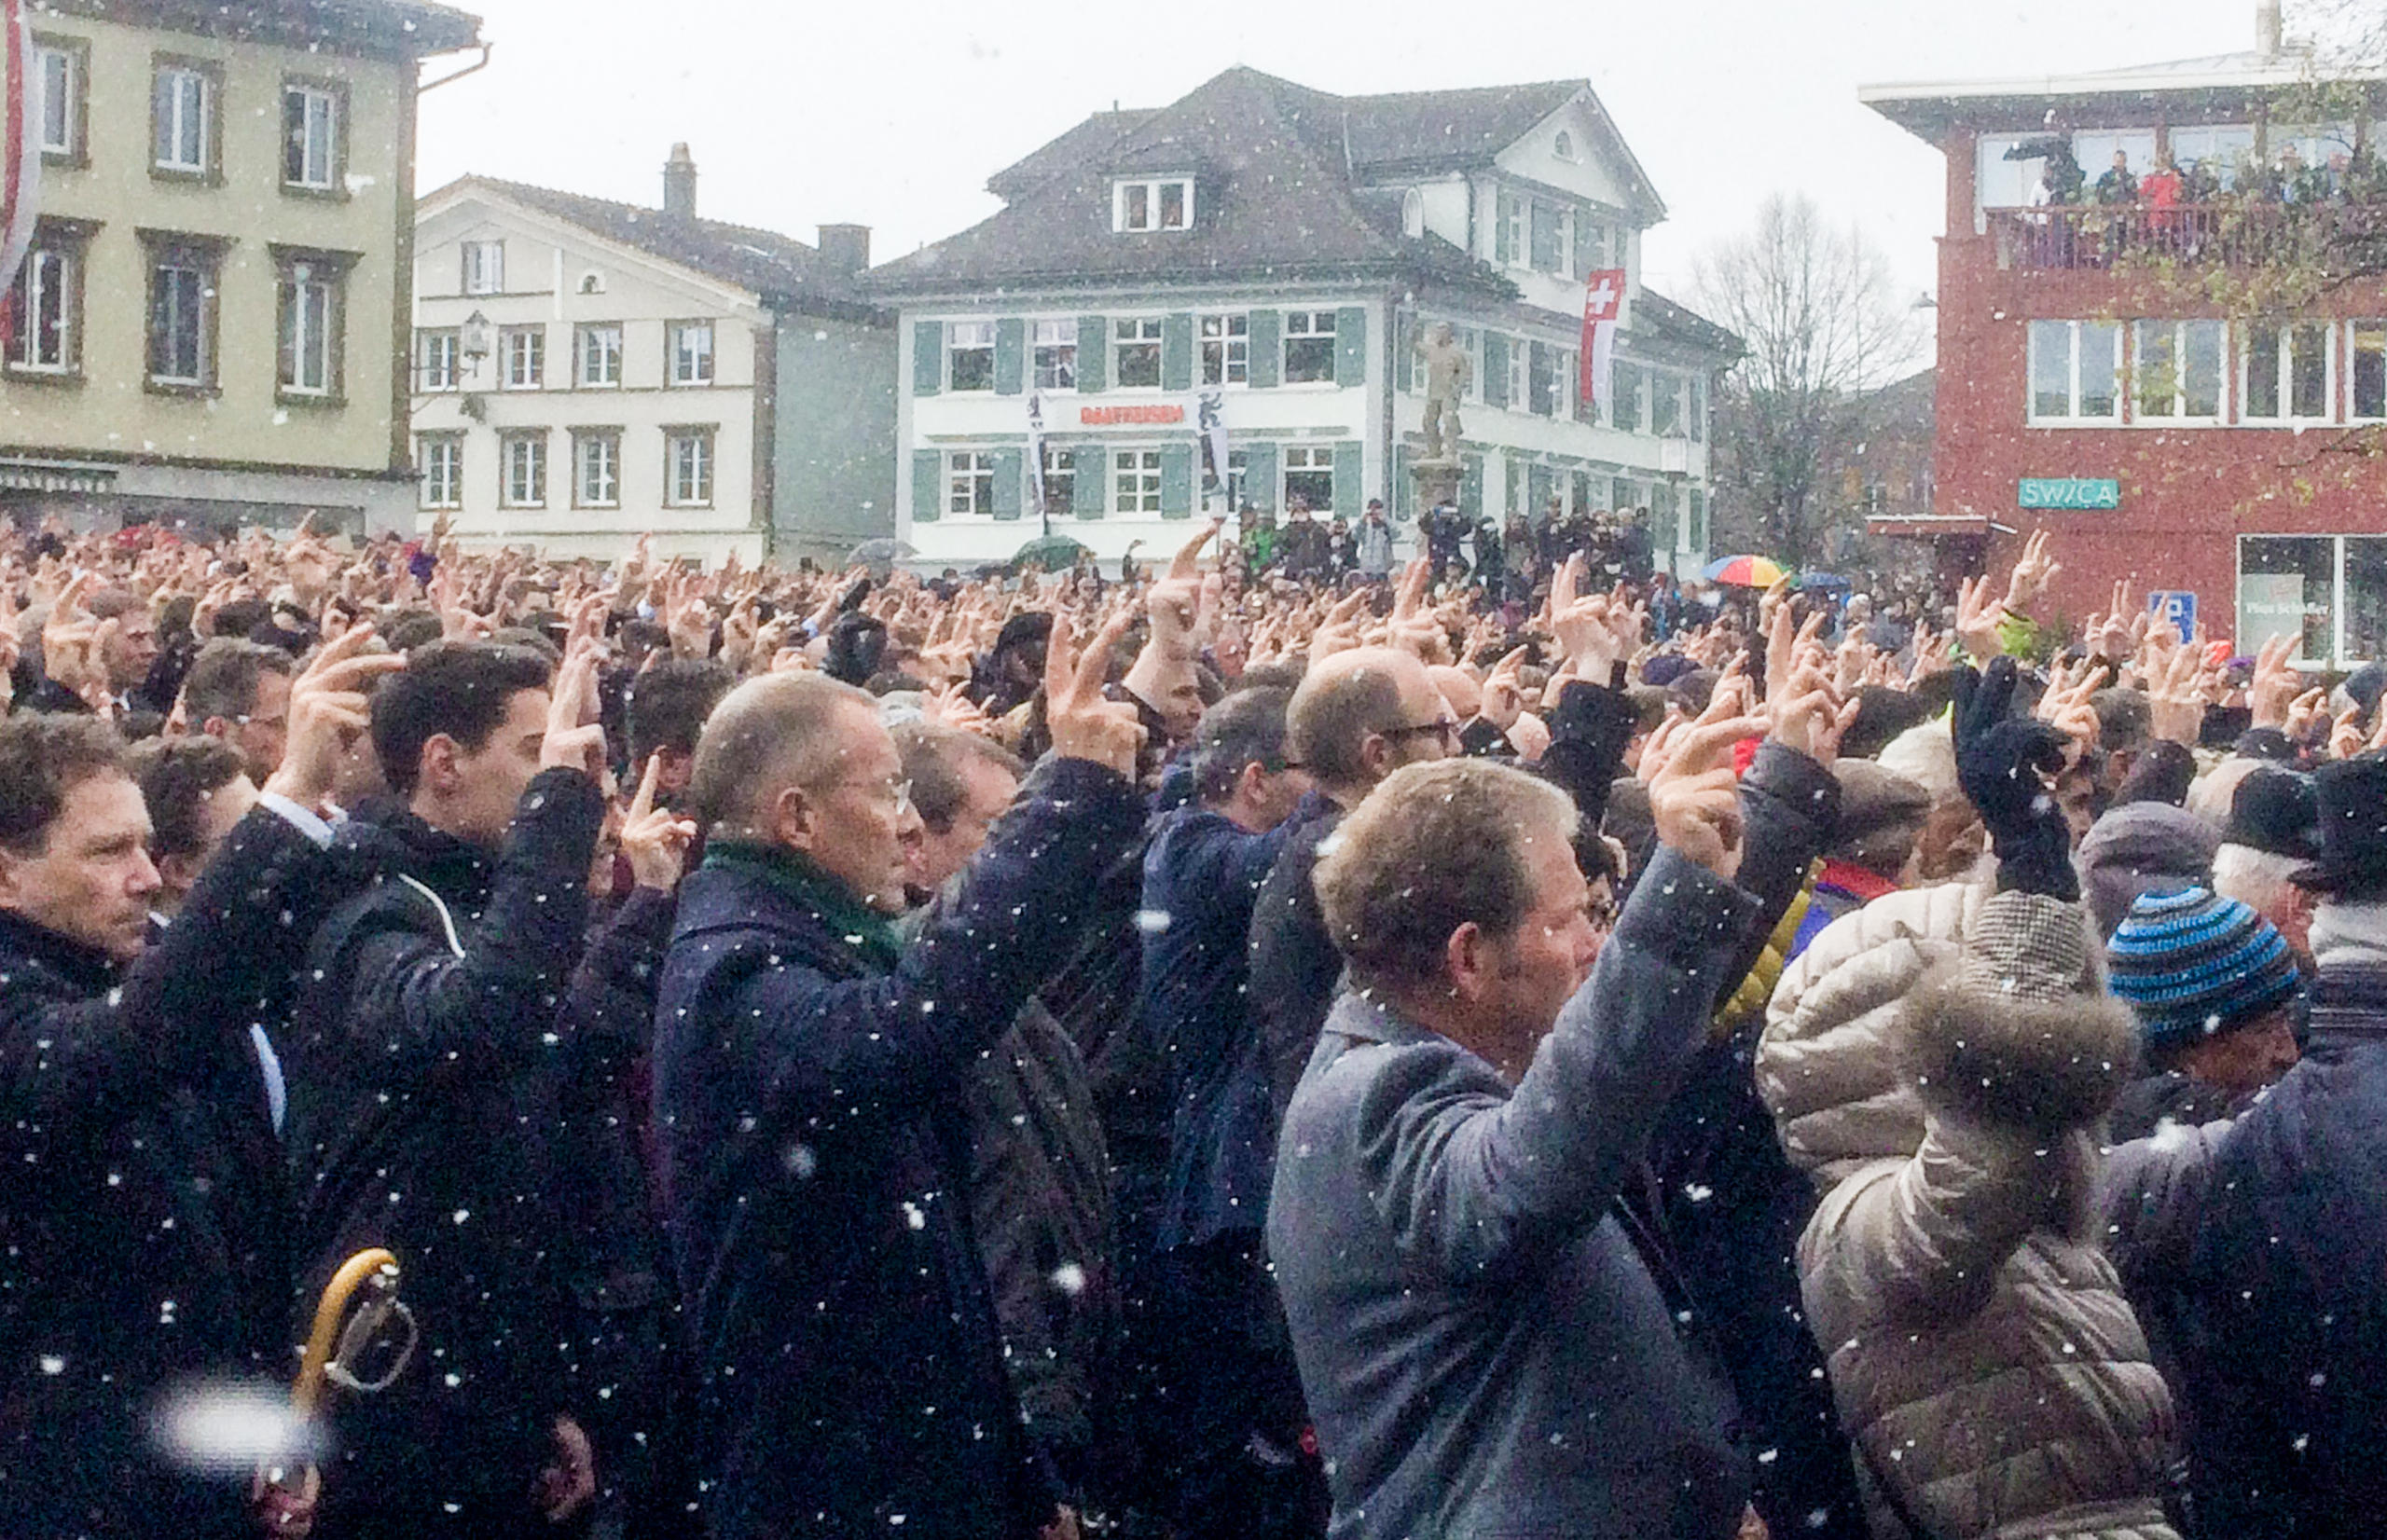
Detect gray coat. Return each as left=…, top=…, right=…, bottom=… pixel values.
left=1267, top=846, right=1759, bottom=1540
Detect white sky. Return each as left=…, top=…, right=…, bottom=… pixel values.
left=417, top=0, right=2273, bottom=351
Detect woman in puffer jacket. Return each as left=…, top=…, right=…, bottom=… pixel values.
left=1757, top=661, right=2180, bottom=1540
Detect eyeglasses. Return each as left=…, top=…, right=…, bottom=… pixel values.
left=1383, top=718, right=1461, bottom=749
left=825, top=774, right=912, bottom=816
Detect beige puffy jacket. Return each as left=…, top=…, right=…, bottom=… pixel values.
left=1758, top=884, right=2180, bottom=1540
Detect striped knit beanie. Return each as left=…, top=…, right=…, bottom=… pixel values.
left=2106, top=887, right=2300, bottom=1051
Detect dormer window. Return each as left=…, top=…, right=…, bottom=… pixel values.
left=1114, top=177, right=1194, bottom=233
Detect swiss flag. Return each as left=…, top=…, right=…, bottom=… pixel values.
left=1579, top=268, right=1625, bottom=412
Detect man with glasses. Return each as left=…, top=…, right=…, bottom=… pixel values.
left=656, top=619, right=1145, bottom=1540
left=1133, top=684, right=1321, bottom=1536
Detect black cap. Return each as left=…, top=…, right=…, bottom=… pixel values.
left=2225, top=765, right=2320, bottom=860
left=2292, top=756, right=2387, bottom=896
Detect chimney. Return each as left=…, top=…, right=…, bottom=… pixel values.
left=663, top=143, right=697, bottom=222
left=2257, top=0, right=2283, bottom=59
left=817, top=224, right=871, bottom=277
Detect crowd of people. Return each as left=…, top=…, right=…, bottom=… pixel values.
left=3, top=509, right=2387, bottom=1540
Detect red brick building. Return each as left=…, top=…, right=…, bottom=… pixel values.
left=1865, top=15, right=2387, bottom=667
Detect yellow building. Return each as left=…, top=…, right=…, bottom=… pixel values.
left=0, top=0, right=481, bottom=533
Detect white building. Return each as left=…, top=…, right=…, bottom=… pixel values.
left=410, top=148, right=895, bottom=566
left=869, top=70, right=1740, bottom=573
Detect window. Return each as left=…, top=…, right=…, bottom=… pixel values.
left=2240, top=535, right=2339, bottom=664
left=946, top=321, right=994, bottom=392
left=1528, top=344, right=1559, bottom=417
left=1032, top=320, right=1078, bottom=391
left=666, top=429, right=715, bottom=507
left=1497, top=191, right=1526, bottom=267
left=1114, top=318, right=1163, bottom=389
left=576, top=323, right=622, bottom=388
left=948, top=450, right=997, bottom=518
left=1200, top=313, right=1249, bottom=386
left=1113, top=178, right=1194, bottom=232
left=1552, top=131, right=1577, bottom=161
left=500, top=432, right=548, bottom=508
left=1113, top=448, right=1164, bottom=514
left=2132, top=320, right=2224, bottom=420
left=574, top=431, right=621, bottom=508
left=1505, top=341, right=1527, bottom=414
left=1225, top=448, right=1250, bottom=510
left=1612, top=363, right=1643, bottom=433
left=151, top=60, right=216, bottom=177
left=1040, top=444, right=1076, bottom=517
left=669, top=321, right=716, bottom=386
left=1284, top=310, right=1336, bottom=385
left=1688, top=375, right=1706, bottom=441
left=1530, top=200, right=1565, bottom=272
left=34, top=38, right=85, bottom=163
left=462, top=241, right=504, bottom=296
left=1283, top=446, right=1334, bottom=511
left=1574, top=216, right=1609, bottom=279
left=2353, top=323, right=2387, bottom=421
left=500, top=325, right=544, bottom=390
left=277, top=257, right=342, bottom=399
left=416, top=329, right=460, bottom=392
left=282, top=82, right=341, bottom=191
left=2027, top=320, right=2120, bottom=421
left=1401, top=188, right=1425, bottom=239
left=2244, top=322, right=2331, bottom=421
left=7, top=236, right=81, bottom=375
left=145, top=240, right=219, bottom=389
left=418, top=434, right=463, bottom=509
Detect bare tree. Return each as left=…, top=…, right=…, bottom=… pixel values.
left=1694, top=195, right=1925, bottom=568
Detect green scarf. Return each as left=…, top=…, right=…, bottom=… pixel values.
left=700, top=840, right=904, bottom=973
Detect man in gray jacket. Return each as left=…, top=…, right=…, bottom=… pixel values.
left=1267, top=712, right=1769, bottom=1540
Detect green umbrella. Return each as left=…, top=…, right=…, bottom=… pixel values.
left=1013, top=534, right=1092, bottom=571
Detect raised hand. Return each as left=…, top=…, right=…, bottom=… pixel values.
left=2003, top=528, right=2061, bottom=614
left=1953, top=573, right=2008, bottom=661
left=541, top=642, right=607, bottom=775
left=2146, top=641, right=2204, bottom=745
left=619, top=752, right=698, bottom=892
left=1769, top=665, right=1859, bottom=766
left=2248, top=632, right=2301, bottom=726
left=1649, top=713, right=1768, bottom=883
left=264, top=625, right=406, bottom=812
left=1953, top=658, right=2077, bottom=897
left=1043, top=609, right=1145, bottom=777
left=1481, top=646, right=1530, bottom=732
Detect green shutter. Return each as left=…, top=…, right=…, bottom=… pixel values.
left=1241, top=440, right=1277, bottom=511
left=1332, top=441, right=1362, bottom=517
left=1495, top=192, right=1514, bottom=264
left=1335, top=307, right=1368, bottom=388
left=1161, top=312, right=1194, bottom=392
left=913, top=322, right=943, bottom=396
left=1247, top=309, right=1281, bottom=389
left=1075, top=449, right=1107, bottom=518
left=1483, top=334, right=1509, bottom=409
left=1159, top=444, right=1194, bottom=518
left=994, top=318, right=1025, bottom=396
left=1459, top=454, right=1483, bottom=518
left=990, top=447, right=1025, bottom=520
left=1074, top=316, right=1107, bottom=393
left=1393, top=444, right=1412, bottom=518
left=911, top=448, right=944, bottom=523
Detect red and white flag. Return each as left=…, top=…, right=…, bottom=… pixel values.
left=1579, top=268, right=1624, bottom=417
left=0, top=0, right=40, bottom=334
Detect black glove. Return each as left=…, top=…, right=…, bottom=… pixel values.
left=1952, top=658, right=2078, bottom=900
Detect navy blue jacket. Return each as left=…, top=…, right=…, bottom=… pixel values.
left=654, top=757, right=1143, bottom=1540
left=0, top=802, right=334, bottom=1540
left=1139, top=801, right=1304, bottom=1252
left=2182, top=954, right=2387, bottom=1536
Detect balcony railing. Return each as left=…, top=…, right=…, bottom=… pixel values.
left=1986, top=202, right=2387, bottom=272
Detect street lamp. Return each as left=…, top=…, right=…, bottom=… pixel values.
left=460, top=310, right=493, bottom=367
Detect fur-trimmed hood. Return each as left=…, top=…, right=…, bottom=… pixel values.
left=1900, top=964, right=2140, bottom=1132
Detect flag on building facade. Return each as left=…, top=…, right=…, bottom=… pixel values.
left=1026, top=390, right=1049, bottom=533
left=1579, top=268, right=1624, bottom=416
left=1197, top=388, right=1229, bottom=509
left=0, top=0, right=41, bottom=336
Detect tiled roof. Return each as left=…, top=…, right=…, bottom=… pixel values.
left=436, top=176, right=853, bottom=303
left=874, top=67, right=1623, bottom=296
left=1633, top=290, right=1745, bottom=362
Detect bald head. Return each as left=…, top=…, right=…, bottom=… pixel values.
left=1288, top=646, right=1449, bottom=800
left=688, top=671, right=879, bottom=834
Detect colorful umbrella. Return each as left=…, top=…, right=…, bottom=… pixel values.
left=1702, top=555, right=1787, bottom=587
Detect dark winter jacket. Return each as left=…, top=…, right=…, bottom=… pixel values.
left=0, top=802, right=335, bottom=1540
left=1268, top=846, right=1759, bottom=1540
left=280, top=768, right=606, bottom=1537
left=1141, top=802, right=1305, bottom=1252
left=654, top=757, right=1143, bottom=1540
left=2177, top=926, right=2387, bottom=1537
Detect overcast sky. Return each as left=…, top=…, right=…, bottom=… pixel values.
left=416, top=0, right=2273, bottom=352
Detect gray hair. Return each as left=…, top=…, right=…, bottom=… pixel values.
left=2213, top=841, right=2305, bottom=919
left=688, top=671, right=877, bottom=833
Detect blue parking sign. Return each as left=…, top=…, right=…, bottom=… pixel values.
left=2147, top=590, right=2197, bottom=642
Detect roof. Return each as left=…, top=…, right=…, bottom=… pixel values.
left=431, top=176, right=862, bottom=306
left=1862, top=45, right=2386, bottom=143
left=43, top=0, right=482, bottom=57
left=1633, top=290, right=1745, bottom=363
left=876, top=67, right=1657, bottom=298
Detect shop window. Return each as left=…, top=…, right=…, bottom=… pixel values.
left=2238, top=535, right=2337, bottom=663
left=2350, top=536, right=2387, bottom=665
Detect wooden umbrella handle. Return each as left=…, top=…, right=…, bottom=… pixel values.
left=292, top=1248, right=398, bottom=1418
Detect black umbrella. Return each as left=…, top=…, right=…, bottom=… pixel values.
left=1012, top=534, right=1091, bottom=571
left=848, top=537, right=917, bottom=575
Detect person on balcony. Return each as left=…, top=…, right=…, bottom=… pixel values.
left=2141, top=153, right=2185, bottom=254
left=2094, top=150, right=2139, bottom=206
